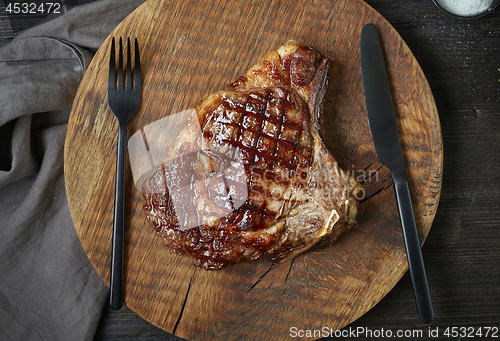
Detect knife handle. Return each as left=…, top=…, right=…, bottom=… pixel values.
left=394, top=180, right=434, bottom=324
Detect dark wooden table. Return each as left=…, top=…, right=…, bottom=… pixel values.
left=2, top=0, right=499, bottom=340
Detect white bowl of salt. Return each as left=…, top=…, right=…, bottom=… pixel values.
left=433, top=0, right=500, bottom=19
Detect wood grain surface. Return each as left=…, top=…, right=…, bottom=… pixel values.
left=63, top=0, right=442, bottom=340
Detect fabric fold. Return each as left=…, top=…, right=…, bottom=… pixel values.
left=0, top=1, right=146, bottom=340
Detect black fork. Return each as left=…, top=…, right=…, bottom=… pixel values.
left=107, top=36, right=142, bottom=310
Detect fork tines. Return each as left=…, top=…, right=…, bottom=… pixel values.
left=108, top=37, right=141, bottom=92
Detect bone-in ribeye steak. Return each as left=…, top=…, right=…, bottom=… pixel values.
left=142, top=41, right=362, bottom=270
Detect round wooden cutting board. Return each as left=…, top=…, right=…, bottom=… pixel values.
left=64, top=0, right=443, bottom=340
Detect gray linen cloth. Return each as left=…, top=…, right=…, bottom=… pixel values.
left=0, top=0, right=146, bottom=340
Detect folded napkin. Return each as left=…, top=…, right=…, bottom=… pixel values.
left=0, top=0, right=146, bottom=340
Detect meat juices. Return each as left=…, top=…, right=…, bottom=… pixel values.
left=142, top=41, right=362, bottom=270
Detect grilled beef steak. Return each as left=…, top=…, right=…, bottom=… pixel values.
left=142, top=41, right=362, bottom=270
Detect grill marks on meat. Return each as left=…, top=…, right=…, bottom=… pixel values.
left=142, top=41, right=362, bottom=270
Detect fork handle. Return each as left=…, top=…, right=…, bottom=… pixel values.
left=110, top=122, right=127, bottom=310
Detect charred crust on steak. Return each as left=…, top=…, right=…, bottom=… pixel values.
left=142, top=41, right=362, bottom=270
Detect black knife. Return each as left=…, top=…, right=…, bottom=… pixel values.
left=360, top=23, right=434, bottom=324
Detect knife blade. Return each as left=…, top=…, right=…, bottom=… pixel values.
left=360, top=23, right=434, bottom=324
